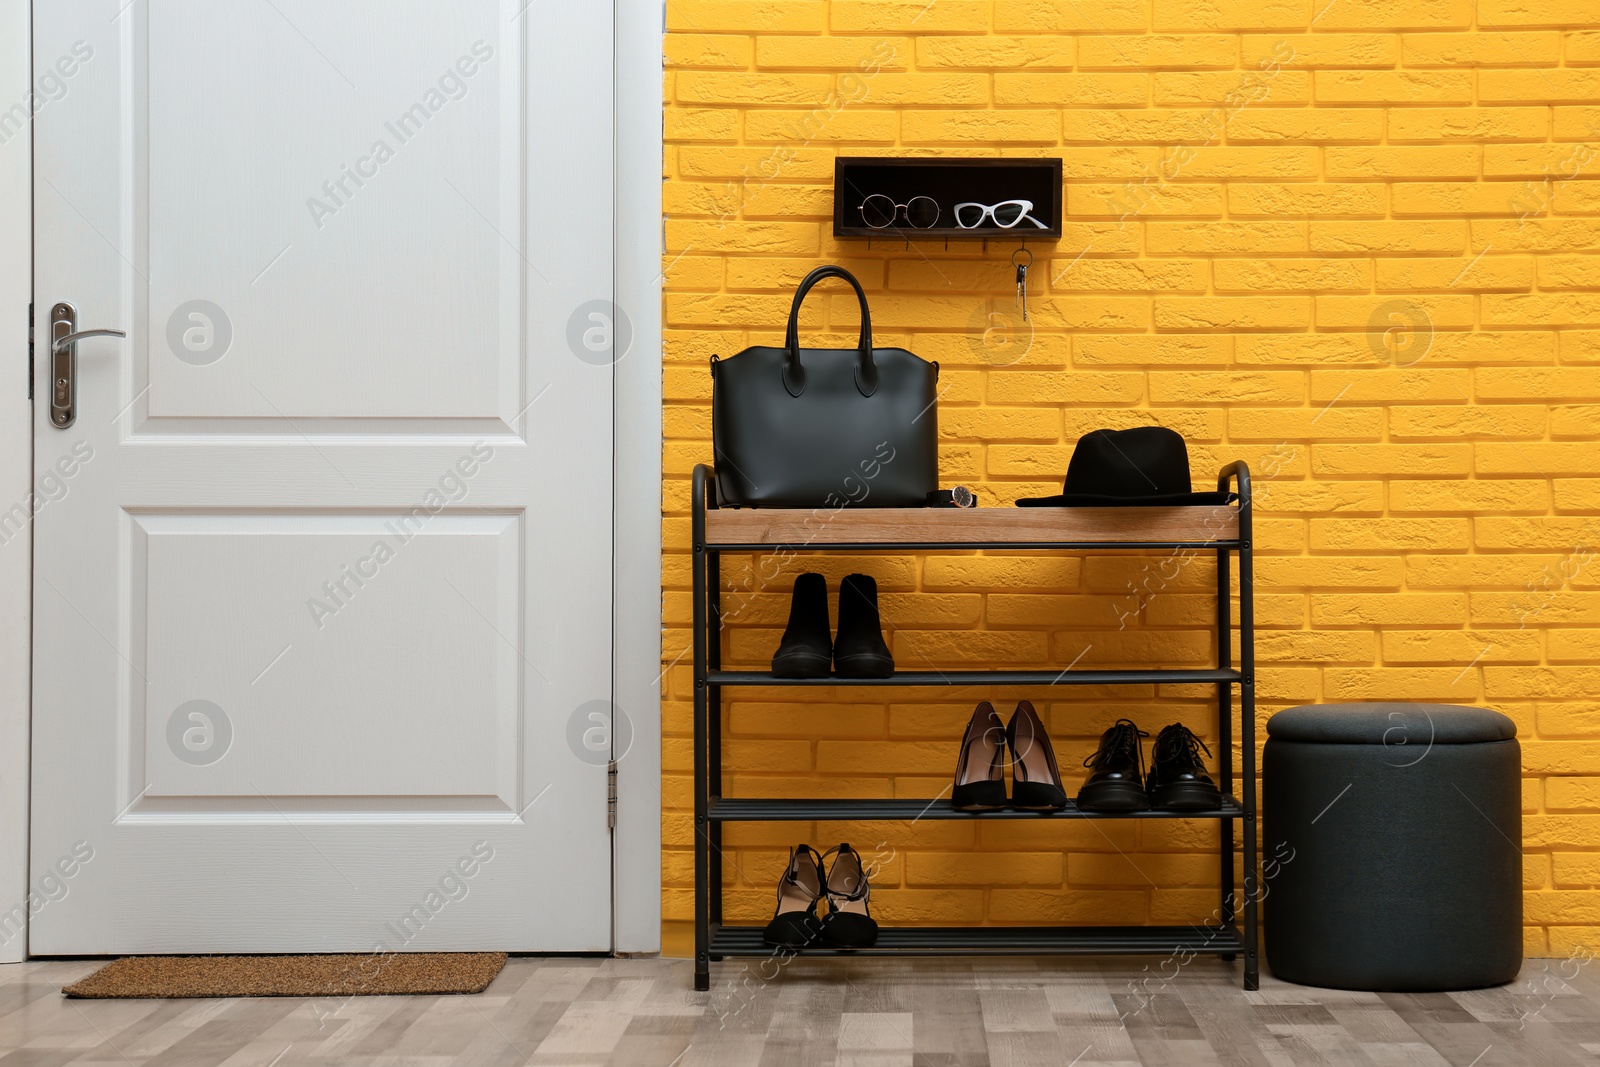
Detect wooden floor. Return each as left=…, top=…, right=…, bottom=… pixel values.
left=0, top=955, right=1594, bottom=1065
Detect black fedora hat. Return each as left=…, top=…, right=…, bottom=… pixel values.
left=1017, top=426, right=1233, bottom=507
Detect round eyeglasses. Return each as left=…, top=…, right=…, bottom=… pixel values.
left=858, top=194, right=940, bottom=230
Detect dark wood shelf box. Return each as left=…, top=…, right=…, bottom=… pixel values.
left=833, top=157, right=1063, bottom=240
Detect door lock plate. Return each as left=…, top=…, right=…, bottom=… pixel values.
left=50, top=303, right=75, bottom=428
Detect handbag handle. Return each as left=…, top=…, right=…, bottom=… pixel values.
left=782, top=265, right=877, bottom=398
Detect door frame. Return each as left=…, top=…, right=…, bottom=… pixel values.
left=0, top=0, right=662, bottom=960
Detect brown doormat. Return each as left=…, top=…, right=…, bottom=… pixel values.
left=62, top=952, right=507, bottom=999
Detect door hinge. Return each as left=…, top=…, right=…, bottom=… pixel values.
left=26, top=302, right=33, bottom=399
left=607, top=759, right=618, bottom=830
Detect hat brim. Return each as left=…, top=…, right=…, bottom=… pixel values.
left=1016, top=491, right=1235, bottom=508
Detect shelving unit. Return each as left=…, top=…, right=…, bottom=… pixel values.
left=690, top=462, right=1258, bottom=990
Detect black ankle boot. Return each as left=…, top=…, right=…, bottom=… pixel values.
left=771, top=573, right=831, bottom=678
left=834, top=574, right=894, bottom=678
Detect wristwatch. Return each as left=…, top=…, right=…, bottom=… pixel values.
left=927, top=486, right=977, bottom=508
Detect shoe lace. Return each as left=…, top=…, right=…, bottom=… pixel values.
left=1157, top=724, right=1212, bottom=766
left=1083, top=719, right=1149, bottom=773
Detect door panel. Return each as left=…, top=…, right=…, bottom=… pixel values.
left=31, top=0, right=614, bottom=953
left=144, top=2, right=519, bottom=420
left=135, top=511, right=522, bottom=804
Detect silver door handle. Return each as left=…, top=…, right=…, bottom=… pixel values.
left=48, top=303, right=125, bottom=428
left=52, top=328, right=126, bottom=354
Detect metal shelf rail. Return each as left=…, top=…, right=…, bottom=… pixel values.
left=690, top=462, right=1258, bottom=990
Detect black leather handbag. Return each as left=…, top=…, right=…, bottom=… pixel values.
left=711, top=266, right=939, bottom=508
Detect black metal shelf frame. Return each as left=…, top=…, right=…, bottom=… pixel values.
left=708, top=797, right=1246, bottom=822
left=690, top=462, right=1258, bottom=991
left=707, top=668, right=1243, bottom=687
left=710, top=923, right=1246, bottom=957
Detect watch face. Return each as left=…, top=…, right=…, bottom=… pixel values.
left=951, top=485, right=975, bottom=508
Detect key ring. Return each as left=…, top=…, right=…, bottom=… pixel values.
left=1011, top=247, right=1033, bottom=269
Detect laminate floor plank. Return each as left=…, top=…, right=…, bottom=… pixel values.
left=981, top=1028, right=1071, bottom=1067
left=1187, top=1007, right=1279, bottom=1067
left=1354, top=1042, right=1451, bottom=1067
left=1323, top=1006, right=1428, bottom=1045
left=0, top=957, right=1589, bottom=1065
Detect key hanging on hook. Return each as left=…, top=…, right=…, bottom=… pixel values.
left=1012, top=246, right=1033, bottom=323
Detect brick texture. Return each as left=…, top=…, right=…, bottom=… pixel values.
left=663, top=0, right=1600, bottom=958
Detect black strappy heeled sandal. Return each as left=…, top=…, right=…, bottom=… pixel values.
left=820, top=843, right=878, bottom=948
left=762, top=844, right=826, bottom=948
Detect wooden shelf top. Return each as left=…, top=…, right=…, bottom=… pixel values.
left=702, top=504, right=1239, bottom=547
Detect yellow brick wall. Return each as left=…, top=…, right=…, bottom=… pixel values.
left=661, top=0, right=1600, bottom=959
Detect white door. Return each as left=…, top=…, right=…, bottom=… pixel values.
left=29, top=0, right=615, bottom=953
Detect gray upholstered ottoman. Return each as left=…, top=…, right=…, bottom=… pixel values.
left=1263, top=702, right=1521, bottom=991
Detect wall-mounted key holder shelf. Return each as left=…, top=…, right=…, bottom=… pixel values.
left=833, top=157, right=1063, bottom=240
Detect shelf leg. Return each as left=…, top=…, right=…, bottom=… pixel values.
left=1239, top=505, right=1259, bottom=991
left=692, top=468, right=710, bottom=992
left=1217, top=546, right=1235, bottom=936
left=707, top=550, right=724, bottom=947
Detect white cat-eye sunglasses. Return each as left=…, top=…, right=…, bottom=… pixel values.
left=954, top=199, right=1048, bottom=229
